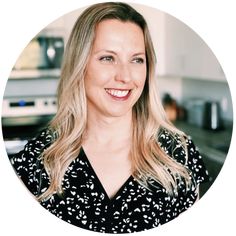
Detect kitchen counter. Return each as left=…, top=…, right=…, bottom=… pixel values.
left=174, top=120, right=233, bottom=197
left=174, top=120, right=232, bottom=164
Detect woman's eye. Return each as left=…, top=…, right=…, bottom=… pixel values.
left=99, top=56, right=114, bottom=63
left=132, top=57, right=145, bottom=64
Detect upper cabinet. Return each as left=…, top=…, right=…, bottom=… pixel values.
left=162, top=15, right=226, bottom=81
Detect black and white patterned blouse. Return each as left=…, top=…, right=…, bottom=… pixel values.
left=10, top=129, right=209, bottom=233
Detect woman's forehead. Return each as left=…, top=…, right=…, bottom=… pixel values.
left=92, top=19, right=145, bottom=53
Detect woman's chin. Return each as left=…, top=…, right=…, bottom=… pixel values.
left=105, top=109, right=132, bottom=118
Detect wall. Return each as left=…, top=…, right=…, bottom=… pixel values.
left=157, top=76, right=183, bottom=103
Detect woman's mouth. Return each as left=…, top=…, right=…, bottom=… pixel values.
left=105, top=88, right=131, bottom=100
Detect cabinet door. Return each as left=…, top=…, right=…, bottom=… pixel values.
left=165, top=15, right=226, bottom=81
left=201, top=42, right=226, bottom=81
left=165, top=15, right=193, bottom=77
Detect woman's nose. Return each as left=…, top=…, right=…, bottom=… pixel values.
left=115, top=63, right=132, bottom=83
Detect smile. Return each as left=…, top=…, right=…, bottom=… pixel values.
left=105, top=88, right=131, bottom=100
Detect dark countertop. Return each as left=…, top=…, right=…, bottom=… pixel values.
left=174, top=120, right=233, bottom=197
left=174, top=120, right=233, bottom=164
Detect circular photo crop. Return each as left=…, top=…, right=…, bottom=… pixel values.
left=1, top=2, right=233, bottom=234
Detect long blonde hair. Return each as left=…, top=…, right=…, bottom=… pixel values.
left=39, top=2, right=191, bottom=201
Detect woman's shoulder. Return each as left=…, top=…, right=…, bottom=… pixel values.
left=27, top=128, right=54, bottom=148
left=158, top=127, right=209, bottom=184
left=10, top=128, right=54, bottom=195
left=158, top=128, right=187, bottom=162
left=28, top=128, right=54, bottom=151
left=157, top=127, right=200, bottom=165
left=11, top=128, right=54, bottom=162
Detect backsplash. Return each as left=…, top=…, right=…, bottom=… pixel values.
left=157, top=76, right=233, bottom=122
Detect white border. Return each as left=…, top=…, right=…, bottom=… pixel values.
left=0, top=1, right=235, bottom=235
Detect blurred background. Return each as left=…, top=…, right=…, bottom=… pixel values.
left=1, top=4, right=233, bottom=197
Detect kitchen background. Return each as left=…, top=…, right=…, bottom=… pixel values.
left=1, top=4, right=233, bottom=198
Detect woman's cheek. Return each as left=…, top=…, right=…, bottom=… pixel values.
left=94, top=66, right=115, bottom=84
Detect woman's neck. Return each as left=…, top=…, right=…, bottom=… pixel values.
left=84, top=111, right=133, bottom=146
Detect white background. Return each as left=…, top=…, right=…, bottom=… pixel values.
left=0, top=0, right=235, bottom=235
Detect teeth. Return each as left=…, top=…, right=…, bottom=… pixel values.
left=105, top=89, right=129, bottom=98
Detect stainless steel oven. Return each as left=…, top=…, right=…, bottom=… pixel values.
left=2, top=73, right=59, bottom=157
left=2, top=93, right=58, bottom=155
left=2, top=94, right=57, bottom=157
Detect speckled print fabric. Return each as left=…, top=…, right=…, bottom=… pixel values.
left=10, top=129, right=209, bottom=233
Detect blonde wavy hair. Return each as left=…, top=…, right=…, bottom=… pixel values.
left=39, top=2, right=191, bottom=201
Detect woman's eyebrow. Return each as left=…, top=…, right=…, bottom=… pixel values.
left=132, top=52, right=146, bottom=57
left=94, top=49, right=146, bottom=56
left=94, top=49, right=117, bottom=55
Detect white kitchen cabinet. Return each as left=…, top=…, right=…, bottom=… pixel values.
left=164, top=15, right=226, bottom=81
left=200, top=42, right=226, bottom=81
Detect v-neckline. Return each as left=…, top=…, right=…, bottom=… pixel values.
left=80, top=147, right=133, bottom=203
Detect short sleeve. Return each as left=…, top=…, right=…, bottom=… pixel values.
left=184, top=137, right=209, bottom=185
left=10, top=129, right=53, bottom=196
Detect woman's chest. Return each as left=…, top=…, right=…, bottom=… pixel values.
left=39, top=150, right=198, bottom=232
left=81, top=146, right=132, bottom=199
left=41, top=172, right=196, bottom=233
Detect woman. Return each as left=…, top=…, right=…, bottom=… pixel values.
left=10, top=2, right=209, bottom=233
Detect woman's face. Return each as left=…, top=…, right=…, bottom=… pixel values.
left=84, top=19, right=147, bottom=118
